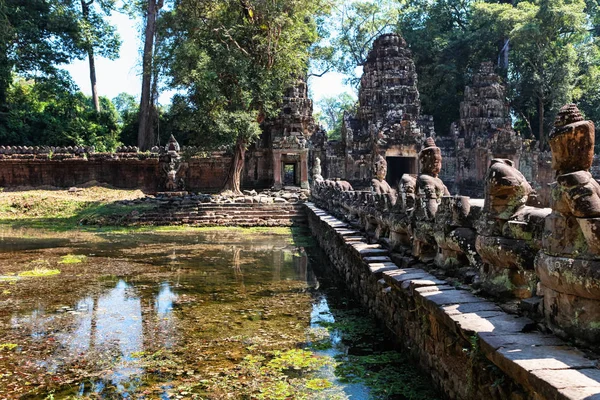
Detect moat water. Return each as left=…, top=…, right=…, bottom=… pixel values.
left=0, top=228, right=440, bottom=399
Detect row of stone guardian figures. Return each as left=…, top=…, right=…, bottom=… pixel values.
left=312, top=103, right=600, bottom=348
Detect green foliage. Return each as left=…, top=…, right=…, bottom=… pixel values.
left=0, top=343, right=18, bottom=351
left=112, top=92, right=140, bottom=146
left=0, top=0, right=121, bottom=106
left=316, top=93, right=356, bottom=140
left=0, top=0, right=81, bottom=104
left=160, top=0, right=332, bottom=149
left=267, top=349, right=328, bottom=372
left=305, top=378, right=332, bottom=391
left=317, top=0, right=400, bottom=86
left=474, top=0, right=591, bottom=143
left=76, top=0, right=121, bottom=60
left=0, top=76, right=120, bottom=151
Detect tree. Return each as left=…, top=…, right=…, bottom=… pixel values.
left=137, top=0, right=164, bottom=151
left=160, top=0, right=330, bottom=193
left=316, top=93, right=356, bottom=140
left=0, top=73, right=120, bottom=151
left=317, top=0, right=400, bottom=86
left=474, top=0, right=590, bottom=145
left=397, top=0, right=502, bottom=134
left=77, top=0, right=121, bottom=112
left=0, top=0, right=82, bottom=108
left=113, top=92, right=139, bottom=145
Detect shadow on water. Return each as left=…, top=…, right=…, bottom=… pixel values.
left=0, top=227, right=440, bottom=399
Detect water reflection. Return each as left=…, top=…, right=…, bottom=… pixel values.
left=0, top=229, right=432, bottom=399
left=310, top=296, right=370, bottom=399
left=2, top=233, right=314, bottom=398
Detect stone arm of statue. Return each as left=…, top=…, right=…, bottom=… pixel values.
left=422, top=198, right=440, bottom=219
left=558, top=171, right=600, bottom=218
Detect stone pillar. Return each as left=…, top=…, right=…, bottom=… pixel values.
left=300, top=151, right=309, bottom=189
left=273, top=151, right=282, bottom=189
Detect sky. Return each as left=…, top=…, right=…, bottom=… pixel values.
left=64, top=12, right=357, bottom=112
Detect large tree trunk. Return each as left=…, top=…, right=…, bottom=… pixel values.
left=87, top=47, right=100, bottom=112
left=138, top=0, right=162, bottom=151
left=499, top=38, right=509, bottom=70
left=81, top=0, right=100, bottom=113
left=223, top=137, right=247, bottom=194
left=538, top=96, right=545, bottom=149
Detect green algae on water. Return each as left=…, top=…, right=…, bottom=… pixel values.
left=58, top=254, right=87, bottom=264
left=18, top=268, right=61, bottom=277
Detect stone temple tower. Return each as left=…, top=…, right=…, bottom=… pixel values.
left=325, top=33, right=430, bottom=188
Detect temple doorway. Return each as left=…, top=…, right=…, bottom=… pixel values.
left=386, top=157, right=416, bottom=188
left=283, top=163, right=297, bottom=186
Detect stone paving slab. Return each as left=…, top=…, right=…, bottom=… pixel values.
left=386, top=272, right=432, bottom=284
left=343, top=236, right=367, bottom=243
left=442, top=302, right=502, bottom=315
left=479, top=332, right=566, bottom=352
left=359, top=248, right=389, bottom=257
left=351, top=243, right=382, bottom=249
left=495, top=345, right=597, bottom=371
left=363, top=256, right=392, bottom=263
left=449, top=312, right=535, bottom=338
left=530, top=369, right=600, bottom=400
left=559, top=386, right=600, bottom=400
left=368, top=262, right=399, bottom=276
left=418, top=287, right=484, bottom=307
left=400, top=278, right=448, bottom=291
left=383, top=269, right=430, bottom=284
left=336, top=229, right=361, bottom=236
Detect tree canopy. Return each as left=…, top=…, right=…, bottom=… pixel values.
left=159, top=0, right=331, bottom=192
left=320, top=0, right=600, bottom=143
left=1, top=0, right=600, bottom=154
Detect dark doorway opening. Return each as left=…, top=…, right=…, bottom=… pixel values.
left=386, top=157, right=415, bottom=188
left=283, top=163, right=297, bottom=186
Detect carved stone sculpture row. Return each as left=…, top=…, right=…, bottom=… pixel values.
left=0, top=145, right=93, bottom=155
left=312, top=106, right=600, bottom=347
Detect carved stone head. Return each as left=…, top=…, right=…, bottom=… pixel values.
left=419, top=137, right=442, bottom=177
left=167, top=135, right=181, bottom=154
left=484, top=158, right=532, bottom=220
left=549, top=104, right=595, bottom=174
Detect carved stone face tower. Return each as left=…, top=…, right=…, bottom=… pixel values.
left=337, top=33, right=426, bottom=188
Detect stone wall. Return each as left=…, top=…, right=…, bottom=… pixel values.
left=0, top=148, right=273, bottom=193
left=306, top=203, right=600, bottom=400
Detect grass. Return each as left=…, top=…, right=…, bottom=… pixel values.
left=0, top=186, right=149, bottom=232
left=0, top=187, right=304, bottom=235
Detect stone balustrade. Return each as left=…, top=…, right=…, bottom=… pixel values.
left=312, top=110, right=600, bottom=349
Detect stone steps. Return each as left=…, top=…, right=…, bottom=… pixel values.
left=128, top=202, right=306, bottom=226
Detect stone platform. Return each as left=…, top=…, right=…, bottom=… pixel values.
left=109, top=192, right=308, bottom=227
left=306, top=202, right=600, bottom=400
